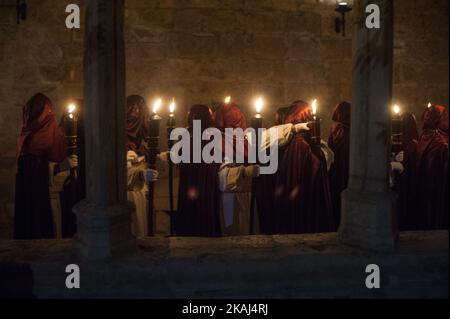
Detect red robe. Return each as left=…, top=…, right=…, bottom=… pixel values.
left=126, top=95, right=149, bottom=156
left=14, top=93, right=67, bottom=239
left=414, top=105, right=449, bottom=230
left=273, top=101, right=334, bottom=234
left=327, top=101, right=351, bottom=228
left=256, top=107, right=290, bottom=234
left=176, top=105, right=221, bottom=236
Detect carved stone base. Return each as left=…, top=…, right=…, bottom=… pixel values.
left=339, top=188, right=399, bottom=252
left=72, top=199, right=135, bottom=260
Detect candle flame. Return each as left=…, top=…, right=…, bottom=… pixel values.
left=152, top=99, right=162, bottom=114
left=224, top=96, right=231, bottom=104
left=393, top=104, right=400, bottom=115
left=68, top=103, right=76, bottom=114
left=255, top=97, right=264, bottom=113
left=427, top=102, right=432, bottom=108
left=312, top=99, right=318, bottom=115
left=169, top=99, right=176, bottom=113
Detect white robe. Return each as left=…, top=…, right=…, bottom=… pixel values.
left=127, top=160, right=148, bottom=238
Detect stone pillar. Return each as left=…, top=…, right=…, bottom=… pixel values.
left=338, top=0, right=398, bottom=251
left=73, top=0, right=134, bottom=259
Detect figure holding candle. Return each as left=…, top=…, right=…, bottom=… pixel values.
left=411, top=104, right=448, bottom=230
left=14, top=93, right=68, bottom=239
left=125, top=95, right=159, bottom=238
left=214, top=100, right=260, bottom=236
left=272, top=100, right=335, bottom=234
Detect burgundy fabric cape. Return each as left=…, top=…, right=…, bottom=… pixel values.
left=328, top=101, right=351, bottom=228
left=255, top=107, right=290, bottom=234
left=396, top=112, right=419, bottom=230
left=272, top=101, right=335, bottom=234
left=14, top=93, right=67, bottom=239
left=176, top=105, right=221, bottom=237
left=413, top=105, right=449, bottom=230
left=213, top=102, right=249, bottom=162
left=126, top=95, right=149, bottom=156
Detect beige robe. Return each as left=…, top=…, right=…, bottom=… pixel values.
left=218, top=165, right=258, bottom=236
left=127, top=160, right=148, bottom=238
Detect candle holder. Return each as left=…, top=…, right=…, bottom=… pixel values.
left=391, top=113, right=403, bottom=155
left=64, top=107, right=78, bottom=156
left=167, top=113, right=176, bottom=236
left=309, top=115, right=322, bottom=145
left=147, top=112, right=161, bottom=237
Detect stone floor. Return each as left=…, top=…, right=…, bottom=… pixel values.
left=0, top=231, right=448, bottom=299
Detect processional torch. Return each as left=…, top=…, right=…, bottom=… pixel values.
left=249, top=97, right=264, bottom=235
left=64, top=102, right=78, bottom=179
left=309, top=99, right=322, bottom=145
left=391, top=104, right=403, bottom=157
left=147, top=99, right=162, bottom=236
left=167, top=99, right=176, bottom=236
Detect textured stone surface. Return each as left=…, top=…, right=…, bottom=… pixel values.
left=0, top=0, right=448, bottom=237
left=0, top=231, right=448, bottom=298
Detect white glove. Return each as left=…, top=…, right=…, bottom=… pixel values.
left=395, top=151, right=404, bottom=163
left=144, top=169, right=159, bottom=182
left=390, top=162, right=404, bottom=174
left=127, top=150, right=138, bottom=163
left=294, top=122, right=310, bottom=133
left=67, top=155, right=78, bottom=168
left=157, top=151, right=171, bottom=163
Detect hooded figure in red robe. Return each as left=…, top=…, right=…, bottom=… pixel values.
left=396, top=112, right=419, bottom=230
left=14, top=93, right=68, bottom=239
left=328, top=101, right=351, bottom=228
left=273, top=101, right=334, bottom=234
left=414, top=105, right=449, bottom=230
left=176, top=105, right=222, bottom=236
left=213, top=102, right=248, bottom=163
left=126, top=95, right=149, bottom=157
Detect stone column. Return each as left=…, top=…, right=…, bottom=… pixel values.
left=73, top=0, right=134, bottom=259
left=338, top=0, right=398, bottom=251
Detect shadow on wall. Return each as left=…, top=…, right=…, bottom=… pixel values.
left=0, top=262, right=35, bottom=299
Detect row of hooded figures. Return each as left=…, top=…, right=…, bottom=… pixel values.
left=13, top=93, right=449, bottom=239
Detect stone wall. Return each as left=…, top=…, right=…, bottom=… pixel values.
left=0, top=0, right=448, bottom=237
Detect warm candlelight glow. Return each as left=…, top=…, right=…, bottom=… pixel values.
left=427, top=102, right=432, bottom=108
left=393, top=104, right=401, bottom=115
left=152, top=98, right=162, bottom=114
left=67, top=103, right=76, bottom=119
left=255, top=97, right=264, bottom=114
left=169, top=99, right=176, bottom=114
left=224, top=96, right=231, bottom=104
left=68, top=103, right=76, bottom=114
left=311, top=99, right=318, bottom=115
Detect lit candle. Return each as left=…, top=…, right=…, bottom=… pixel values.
left=64, top=102, right=78, bottom=155
left=224, top=96, right=231, bottom=105
left=310, top=99, right=321, bottom=145
left=391, top=104, right=403, bottom=155
left=167, top=98, right=176, bottom=129
left=427, top=102, right=432, bottom=108
left=251, top=97, right=264, bottom=128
